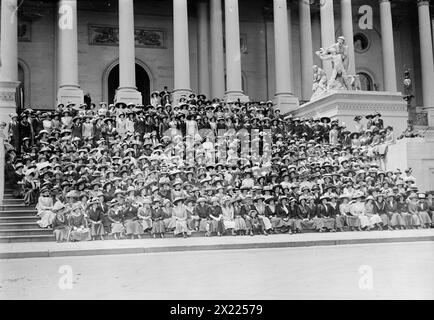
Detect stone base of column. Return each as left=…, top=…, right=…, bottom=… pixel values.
left=172, top=89, right=192, bottom=105
left=115, top=87, right=142, bottom=105
left=224, top=91, right=250, bottom=103
left=57, top=86, right=84, bottom=108
left=273, top=93, right=299, bottom=113
left=0, top=81, right=19, bottom=124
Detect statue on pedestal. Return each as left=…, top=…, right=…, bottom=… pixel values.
left=311, top=36, right=359, bottom=101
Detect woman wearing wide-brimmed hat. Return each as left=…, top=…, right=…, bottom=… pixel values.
left=137, top=197, right=152, bottom=234
left=87, top=198, right=105, bottom=240
left=68, top=202, right=91, bottom=241
left=364, top=195, right=382, bottom=230
left=36, top=187, right=55, bottom=228
left=172, top=197, right=191, bottom=238
left=221, top=196, right=236, bottom=235
left=416, top=193, right=432, bottom=228
left=51, top=202, right=71, bottom=242
left=339, top=194, right=360, bottom=231
left=151, top=198, right=165, bottom=238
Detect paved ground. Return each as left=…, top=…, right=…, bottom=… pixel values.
left=2, top=229, right=434, bottom=259
left=0, top=241, right=433, bottom=299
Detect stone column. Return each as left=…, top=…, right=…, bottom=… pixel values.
left=224, top=0, right=248, bottom=102
left=197, top=1, right=210, bottom=98
left=115, top=0, right=142, bottom=104
left=418, top=0, right=434, bottom=128
left=379, top=0, right=397, bottom=92
left=0, top=0, right=20, bottom=123
left=172, top=0, right=192, bottom=103
left=273, top=0, right=298, bottom=112
left=210, top=0, right=225, bottom=99
left=56, top=0, right=84, bottom=106
left=299, top=0, right=313, bottom=101
left=340, top=0, right=355, bottom=75
left=320, top=0, right=335, bottom=76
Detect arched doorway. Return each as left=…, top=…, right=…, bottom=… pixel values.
left=107, top=63, right=150, bottom=105
left=357, top=72, right=374, bottom=91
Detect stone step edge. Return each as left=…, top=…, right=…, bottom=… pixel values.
left=1, top=235, right=433, bottom=260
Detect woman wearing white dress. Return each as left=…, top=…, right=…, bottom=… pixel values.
left=221, top=196, right=236, bottom=235
left=36, top=188, right=55, bottom=228
left=350, top=193, right=370, bottom=230
left=116, top=113, right=127, bottom=138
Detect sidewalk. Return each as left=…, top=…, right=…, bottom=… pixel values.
left=1, top=229, right=433, bottom=259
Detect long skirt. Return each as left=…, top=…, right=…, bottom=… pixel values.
left=125, top=219, right=144, bottom=235
left=24, top=189, right=37, bottom=205
left=356, top=214, right=371, bottom=228
left=37, top=210, right=56, bottom=228
left=53, top=227, right=70, bottom=242
left=90, top=222, right=105, bottom=236
left=70, top=228, right=91, bottom=241
left=270, top=217, right=284, bottom=228
left=152, top=220, right=165, bottom=234
left=322, top=217, right=335, bottom=230
left=199, top=219, right=209, bottom=232
left=187, top=215, right=200, bottom=230
left=164, top=217, right=176, bottom=230
left=301, top=219, right=316, bottom=230
left=345, top=215, right=360, bottom=227
left=111, top=222, right=125, bottom=234
left=335, top=215, right=346, bottom=229
left=234, top=216, right=247, bottom=231
left=280, top=218, right=294, bottom=228
left=418, top=211, right=432, bottom=225
left=292, top=218, right=302, bottom=230
left=367, top=214, right=382, bottom=225
left=209, top=219, right=224, bottom=234
left=411, top=213, right=421, bottom=226
left=243, top=216, right=253, bottom=230
left=379, top=213, right=390, bottom=226
left=258, top=216, right=272, bottom=231
left=101, top=215, right=112, bottom=233
left=313, top=217, right=324, bottom=230
left=140, top=218, right=153, bottom=231
left=390, top=213, right=404, bottom=227
left=223, top=219, right=236, bottom=230
left=174, top=219, right=191, bottom=235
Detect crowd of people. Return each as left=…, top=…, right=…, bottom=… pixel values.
left=3, top=89, right=434, bottom=242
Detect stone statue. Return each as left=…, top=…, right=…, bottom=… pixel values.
left=313, top=36, right=357, bottom=93
left=311, top=65, right=328, bottom=101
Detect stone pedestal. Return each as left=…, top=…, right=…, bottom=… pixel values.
left=293, top=90, right=408, bottom=134
left=115, top=87, right=142, bottom=105
left=57, top=86, right=84, bottom=107
left=386, top=137, right=434, bottom=192
left=273, top=94, right=299, bottom=113
left=0, top=81, right=20, bottom=124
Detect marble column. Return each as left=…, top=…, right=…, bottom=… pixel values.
left=197, top=1, right=210, bottom=98
left=57, top=0, right=84, bottom=106
left=172, top=0, right=192, bottom=103
left=273, top=0, right=298, bottom=112
left=299, top=0, right=313, bottom=101
left=224, top=0, right=248, bottom=102
left=379, top=0, right=397, bottom=92
left=320, top=0, right=335, bottom=76
left=115, top=0, right=142, bottom=104
left=0, top=0, right=20, bottom=123
left=210, top=0, right=225, bottom=99
left=340, top=0, right=356, bottom=75
left=417, top=0, right=434, bottom=127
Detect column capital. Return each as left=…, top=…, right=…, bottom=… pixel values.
left=379, top=0, right=390, bottom=3
left=417, top=0, right=431, bottom=7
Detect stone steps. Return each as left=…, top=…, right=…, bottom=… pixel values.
left=0, top=228, right=52, bottom=236
left=0, top=222, right=42, bottom=230
left=0, top=234, right=54, bottom=243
